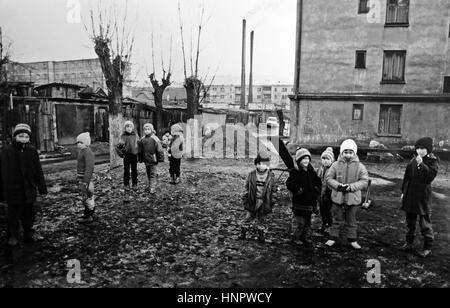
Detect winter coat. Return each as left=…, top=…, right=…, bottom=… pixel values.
left=326, top=155, right=369, bottom=206
left=169, top=135, right=184, bottom=159
left=243, top=169, right=275, bottom=215
left=117, top=131, right=140, bottom=156
left=77, top=147, right=95, bottom=184
left=317, top=165, right=332, bottom=205
left=138, top=135, right=164, bottom=165
left=401, top=154, right=439, bottom=215
left=286, top=164, right=322, bottom=215
left=0, top=141, right=48, bottom=204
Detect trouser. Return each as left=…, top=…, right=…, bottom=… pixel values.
left=329, top=203, right=358, bottom=242
left=6, top=202, right=35, bottom=240
left=291, top=212, right=312, bottom=241
left=79, top=181, right=95, bottom=217
left=124, top=153, right=138, bottom=186
left=169, top=156, right=181, bottom=177
left=320, top=199, right=333, bottom=227
left=145, top=164, right=158, bottom=190
left=406, top=213, right=434, bottom=250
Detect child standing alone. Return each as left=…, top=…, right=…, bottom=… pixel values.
left=325, top=139, right=368, bottom=250
left=76, top=132, right=96, bottom=224
left=400, top=137, right=439, bottom=258
left=0, top=124, right=48, bottom=246
left=286, top=148, right=322, bottom=246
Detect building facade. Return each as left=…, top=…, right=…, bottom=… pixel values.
left=6, top=58, right=107, bottom=88
left=290, top=0, right=450, bottom=150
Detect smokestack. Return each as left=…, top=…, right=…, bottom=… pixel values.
left=240, top=19, right=246, bottom=109
left=248, top=30, right=254, bottom=109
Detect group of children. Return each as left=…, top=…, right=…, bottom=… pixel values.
left=0, top=123, right=440, bottom=257
left=240, top=138, right=439, bottom=257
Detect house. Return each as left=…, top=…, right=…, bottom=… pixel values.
left=289, top=0, right=450, bottom=151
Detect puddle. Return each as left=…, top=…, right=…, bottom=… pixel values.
left=433, top=192, right=448, bottom=200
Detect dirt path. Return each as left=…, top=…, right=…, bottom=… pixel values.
left=1, top=158, right=449, bottom=288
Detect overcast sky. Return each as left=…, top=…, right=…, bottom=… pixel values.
left=0, top=0, right=297, bottom=86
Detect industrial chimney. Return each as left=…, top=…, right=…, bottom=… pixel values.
left=248, top=30, right=254, bottom=110
left=240, top=19, right=246, bottom=110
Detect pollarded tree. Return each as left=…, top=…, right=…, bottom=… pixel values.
left=86, top=3, right=135, bottom=168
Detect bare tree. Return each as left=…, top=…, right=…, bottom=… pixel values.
left=178, top=0, right=213, bottom=120
left=85, top=2, right=135, bottom=169
left=0, top=27, right=12, bottom=145
left=149, top=32, right=172, bottom=138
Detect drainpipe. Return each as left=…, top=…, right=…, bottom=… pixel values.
left=240, top=19, right=246, bottom=110
left=248, top=30, right=254, bottom=110
left=292, top=0, right=303, bottom=142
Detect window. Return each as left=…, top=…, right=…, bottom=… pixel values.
left=263, top=94, right=271, bottom=99
left=352, top=104, right=364, bottom=120
left=263, top=86, right=271, bottom=92
left=378, top=105, right=402, bottom=135
left=386, top=0, right=409, bottom=25
left=282, top=88, right=287, bottom=92
left=257, top=88, right=262, bottom=92
left=444, top=77, right=450, bottom=93
left=358, top=0, right=369, bottom=14
left=382, top=51, right=406, bottom=83
left=355, top=50, right=366, bottom=69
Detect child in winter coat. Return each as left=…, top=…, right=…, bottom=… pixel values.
left=76, top=132, right=96, bottom=224
left=138, top=123, right=164, bottom=194
left=316, top=147, right=335, bottom=234
left=325, top=139, right=369, bottom=250
left=286, top=148, right=322, bottom=246
left=400, top=137, right=439, bottom=258
left=116, top=121, right=140, bottom=191
left=168, top=124, right=184, bottom=184
left=240, top=150, right=275, bottom=242
left=0, top=124, right=47, bottom=246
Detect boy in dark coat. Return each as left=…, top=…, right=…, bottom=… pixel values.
left=0, top=124, right=47, bottom=246
left=240, top=150, right=275, bottom=242
left=138, top=123, right=164, bottom=194
left=286, top=148, right=322, bottom=246
left=116, top=121, right=140, bottom=192
left=400, top=137, right=439, bottom=257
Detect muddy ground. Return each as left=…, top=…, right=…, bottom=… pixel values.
left=1, top=157, right=449, bottom=288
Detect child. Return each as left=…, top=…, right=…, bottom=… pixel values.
left=116, top=121, right=140, bottom=191
left=400, top=137, right=438, bottom=257
left=76, top=132, right=96, bottom=224
left=240, top=150, right=275, bottom=242
left=138, top=123, right=164, bottom=194
left=286, top=148, right=322, bottom=246
left=168, top=124, right=184, bottom=184
left=325, top=139, right=369, bottom=250
left=0, top=124, right=47, bottom=246
left=316, top=147, right=335, bottom=234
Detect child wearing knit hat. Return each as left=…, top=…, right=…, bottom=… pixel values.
left=325, top=139, right=369, bottom=250
left=116, top=121, right=140, bottom=193
left=76, top=132, right=96, bottom=224
left=316, top=147, right=335, bottom=234
left=240, top=150, right=275, bottom=242
left=0, top=124, right=47, bottom=245
left=286, top=148, right=322, bottom=246
left=400, top=137, right=439, bottom=257
left=138, top=123, right=164, bottom=194
left=168, top=124, right=184, bottom=184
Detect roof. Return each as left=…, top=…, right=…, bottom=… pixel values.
left=34, top=82, right=84, bottom=90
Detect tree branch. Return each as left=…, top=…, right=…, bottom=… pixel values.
left=178, top=0, right=187, bottom=79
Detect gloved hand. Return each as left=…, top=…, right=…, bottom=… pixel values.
left=337, top=184, right=349, bottom=192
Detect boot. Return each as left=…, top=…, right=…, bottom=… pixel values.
left=175, top=176, right=180, bottom=184
left=169, top=175, right=176, bottom=184
left=257, top=229, right=265, bottom=242
left=238, top=228, right=247, bottom=240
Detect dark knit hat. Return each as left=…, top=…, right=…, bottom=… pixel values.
left=13, top=123, right=31, bottom=137
left=295, top=148, right=311, bottom=162
left=415, top=137, right=433, bottom=153
left=254, top=150, right=271, bottom=165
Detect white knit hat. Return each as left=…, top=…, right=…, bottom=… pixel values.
left=143, top=123, right=154, bottom=131
left=13, top=123, right=32, bottom=137
left=295, top=148, right=311, bottom=162
left=76, top=132, right=91, bottom=146
left=340, top=139, right=357, bottom=154
left=124, top=120, right=134, bottom=130
left=171, top=124, right=183, bottom=136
